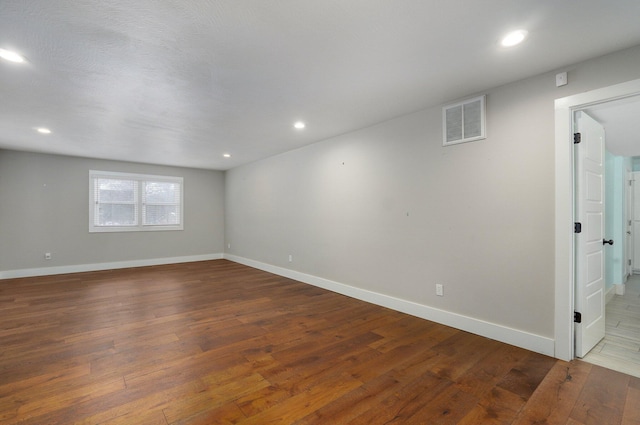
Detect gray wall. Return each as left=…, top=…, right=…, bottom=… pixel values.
left=0, top=150, right=225, bottom=272
left=225, top=45, right=640, bottom=340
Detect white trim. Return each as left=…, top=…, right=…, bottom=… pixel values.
left=554, top=78, right=640, bottom=361
left=89, top=170, right=184, bottom=233
left=0, top=253, right=223, bottom=280
left=89, top=170, right=183, bottom=182
left=225, top=254, right=555, bottom=357
left=614, top=283, right=626, bottom=296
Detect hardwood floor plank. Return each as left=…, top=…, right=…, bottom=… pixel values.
left=622, top=386, right=640, bottom=425
left=122, top=350, right=247, bottom=394
left=369, top=318, right=458, bottom=354
left=169, top=402, right=246, bottom=425
left=1, top=260, right=638, bottom=424
left=235, top=380, right=291, bottom=418
left=454, top=343, right=530, bottom=399
left=329, top=325, right=452, bottom=388
left=294, top=374, right=405, bottom=424
left=346, top=370, right=454, bottom=424
left=236, top=373, right=363, bottom=425
left=74, top=375, right=211, bottom=425
left=99, top=410, right=170, bottom=425
left=7, top=375, right=126, bottom=424
left=162, top=372, right=270, bottom=424
left=401, top=383, right=479, bottom=425
left=456, top=386, right=525, bottom=425
left=425, top=331, right=505, bottom=382
left=496, top=351, right=558, bottom=401
left=511, top=360, right=593, bottom=425
left=569, top=365, right=629, bottom=425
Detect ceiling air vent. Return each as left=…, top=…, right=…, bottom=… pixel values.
left=442, top=95, right=486, bottom=146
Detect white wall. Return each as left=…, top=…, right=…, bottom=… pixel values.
left=0, top=150, right=225, bottom=276
left=226, top=45, right=640, bottom=354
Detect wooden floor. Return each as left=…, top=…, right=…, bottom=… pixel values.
left=583, top=274, right=640, bottom=378
left=1, top=260, right=639, bottom=424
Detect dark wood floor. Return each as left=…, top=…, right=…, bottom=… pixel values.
left=1, top=260, right=638, bottom=424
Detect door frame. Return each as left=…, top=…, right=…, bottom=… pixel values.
left=627, top=170, right=634, bottom=279
left=554, top=78, right=640, bottom=361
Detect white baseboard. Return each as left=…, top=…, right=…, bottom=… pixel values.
left=0, top=253, right=224, bottom=280
left=224, top=254, right=555, bottom=357
left=614, top=283, right=626, bottom=296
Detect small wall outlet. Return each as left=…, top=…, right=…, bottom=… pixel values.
left=45, top=252, right=52, bottom=260
left=288, top=254, right=293, bottom=262
left=227, top=243, right=231, bottom=249
left=435, top=284, right=444, bottom=297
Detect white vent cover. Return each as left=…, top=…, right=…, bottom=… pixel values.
left=442, top=95, right=486, bottom=146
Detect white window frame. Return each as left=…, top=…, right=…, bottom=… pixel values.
left=89, top=170, right=184, bottom=233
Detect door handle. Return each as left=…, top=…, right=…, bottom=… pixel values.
left=603, top=239, right=614, bottom=245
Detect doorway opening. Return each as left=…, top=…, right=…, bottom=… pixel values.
left=574, top=105, right=640, bottom=376
left=554, top=78, right=640, bottom=365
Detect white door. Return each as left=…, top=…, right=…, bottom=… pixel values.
left=627, top=172, right=634, bottom=277
left=574, top=111, right=606, bottom=358
left=634, top=172, right=640, bottom=272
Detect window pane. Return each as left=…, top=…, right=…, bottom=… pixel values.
left=144, top=205, right=179, bottom=225
left=144, top=181, right=179, bottom=203
left=98, top=204, right=137, bottom=226
left=90, top=171, right=182, bottom=232
left=97, top=178, right=136, bottom=202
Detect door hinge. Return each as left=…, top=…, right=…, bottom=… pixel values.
left=573, top=132, right=581, bottom=144
left=574, top=222, right=582, bottom=233
left=574, top=311, right=582, bottom=323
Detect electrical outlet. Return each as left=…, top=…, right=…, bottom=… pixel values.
left=436, top=284, right=444, bottom=297
left=227, top=243, right=231, bottom=249
left=45, top=252, right=52, bottom=260
left=288, top=254, right=293, bottom=262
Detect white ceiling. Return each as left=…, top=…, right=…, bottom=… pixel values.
left=1, top=1, right=640, bottom=170
left=586, top=96, right=640, bottom=158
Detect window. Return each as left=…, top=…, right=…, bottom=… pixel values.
left=89, top=170, right=183, bottom=232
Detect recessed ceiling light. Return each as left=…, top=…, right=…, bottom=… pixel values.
left=501, top=30, right=528, bottom=47
left=36, top=127, right=51, bottom=134
left=223, top=153, right=231, bottom=158
left=293, top=121, right=306, bottom=130
left=0, top=48, right=26, bottom=63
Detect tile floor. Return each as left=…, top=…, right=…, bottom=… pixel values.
left=583, top=273, right=640, bottom=377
